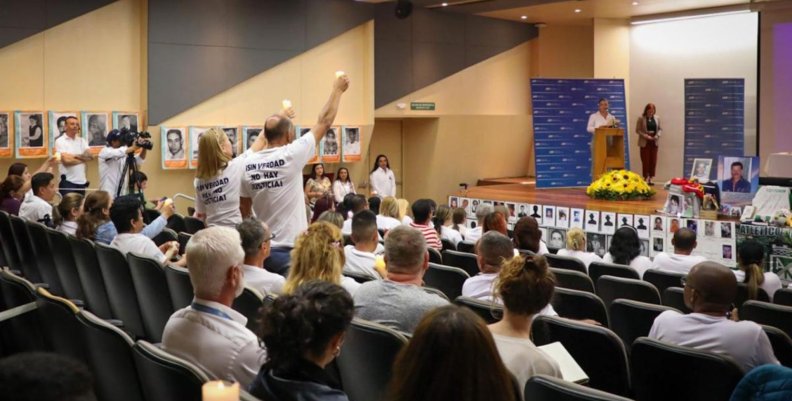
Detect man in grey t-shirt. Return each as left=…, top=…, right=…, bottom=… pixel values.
left=353, top=225, right=448, bottom=333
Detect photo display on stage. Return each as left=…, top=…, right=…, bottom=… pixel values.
left=530, top=79, right=630, bottom=188
left=683, top=79, right=744, bottom=181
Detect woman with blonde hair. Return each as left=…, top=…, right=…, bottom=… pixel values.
left=397, top=198, right=412, bottom=225
left=317, top=210, right=345, bottom=229
left=378, top=196, right=402, bottom=231
left=77, top=190, right=112, bottom=241
left=557, top=227, right=602, bottom=271
left=736, top=239, right=782, bottom=301
left=194, top=127, right=261, bottom=227
left=284, top=221, right=360, bottom=295
left=55, top=192, right=84, bottom=236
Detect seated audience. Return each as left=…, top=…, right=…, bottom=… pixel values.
left=398, top=198, right=413, bottom=225
left=95, top=194, right=172, bottom=245
left=410, top=199, right=441, bottom=250
left=19, top=172, right=56, bottom=227
left=341, top=194, right=368, bottom=235
left=0, top=352, right=95, bottom=401
left=649, top=262, right=779, bottom=372
left=730, top=365, right=792, bottom=401
left=317, top=210, right=344, bottom=229
left=251, top=281, right=354, bottom=401
left=237, top=218, right=285, bottom=295
left=76, top=190, right=111, bottom=241
left=368, top=196, right=381, bottom=215
left=6, top=158, right=56, bottom=201
left=385, top=305, right=518, bottom=401
left=284, top=221, right=360, bottom=295
left=108, top=195, right=181, bottom=265
left=651, top=227, right=706, bottom=274
left=54, top=192, right=84, bottom=236
left=451, top=207, right=468, bottom=238
left=163, top=226, right=267, bottom=388
left=512, top=216, right=549, bottom=255
left=131, top=171, right=149, bottom=204
left=482, top=211, right=508, bottom=236
left=332, top=167, right=356, bottom=204
left=305, top=163, right=332, bottom=209
left=432, top=204, right=463, bottom=246
left=0, top=175, right=25, bottom=215
left=377, top=196, right=402, bottom=231
left=466, top=204, right=493, bottom=242
left=310, top=195, right=335, bottom=223
left=354, top=226, right=448, bottom=333
left=489, top=254, right=562, bottom=391
left=344, top=210, right=385, bottom=279
left=603, top=226, right=652, bottom=277
left=736, top=239, right=782, bottom=301
left=557, top=227, right=602, bottom=271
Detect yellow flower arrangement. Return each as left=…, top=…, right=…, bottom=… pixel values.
left=586, top=170, right=655, bottom=200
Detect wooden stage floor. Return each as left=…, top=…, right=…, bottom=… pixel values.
left=457, top=176, right=669, bottom=215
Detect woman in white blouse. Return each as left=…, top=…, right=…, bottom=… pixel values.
left=332, top=167, right=356, bottom=204
left=377, top=196, right=402, bottom=231
left=55, top=192, right=84, bottom=236
left=369, top=154, right=395, bottom=197
left=556, top=227, right=602, bottom=272
left=736, top=239, right=782, bottom=301
left=432, top=205, right=463, bottom=246
left=602, top=226, right=653, bottom=278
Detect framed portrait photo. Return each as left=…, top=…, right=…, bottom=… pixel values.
left=570, top=208, right=584, bottom=229
left=342, top=126, right=362, bottom=162
left=320, top=126, right=341, bottom=163
left=222, top=127, right=240, bottom=157
left=161, top=126, right=188, bottom=169
left=0, top=112, right=12, bottom=158
left=556, top=207, right=570, bottom=228
left=113, top=112, right=141, bottom=133
left=584, top=210, right=600, bottom=233
left=600, top=212, right=616, bottom=235
left=295, top=126, right=320, bottom=164
left=48, top=111, right=78, bottom=149
left=242, top=126, right=264, bottom=152
left=188, top=127, right=211, bottom=169
left=690, top=158, right=713, bottom=182
left=15, top=111, right=48, bottom=158
left=82, top=111, right=110, bottom=153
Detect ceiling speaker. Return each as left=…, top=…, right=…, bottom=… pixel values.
left=395, top=0, right=413, bottom=19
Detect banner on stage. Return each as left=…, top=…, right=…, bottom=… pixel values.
left=530, top=79, right=630, bottom=189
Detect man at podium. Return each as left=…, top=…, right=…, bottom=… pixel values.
left=586, top=98, right=616, bottom=134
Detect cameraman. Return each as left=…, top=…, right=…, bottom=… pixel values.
left=99, top=129, right=147, bottom=198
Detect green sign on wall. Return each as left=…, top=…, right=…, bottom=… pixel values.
left=410, top=102, right=436, bottom=111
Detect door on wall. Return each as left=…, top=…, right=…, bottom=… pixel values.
left=369, top=119, right=403, bottom=197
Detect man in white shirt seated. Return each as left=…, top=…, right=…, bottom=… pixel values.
left=343, top=210, right=385, bottom=280
left=108, top=195, right=181, bottom=265
left=649, top=262, right=779, bottom=372
left=162, top=226, right=267, bottom=388
left=651, top=227, right=707, bottom=274
left=353, top=226, right=448, bottom=333
left=513, top=216, right=549, bottom=255
left=462, top=231, right=515, bottom=300
left=236, top=218, right=284, bottom=295
left=341, top=194, right=368, bottom=235
left=466, top=204, right=493, bottom=242
left=19, top=172, right=56, bottom=227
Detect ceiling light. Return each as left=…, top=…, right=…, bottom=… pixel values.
left=442, top=2, right=448, bottom=6
left=632, top=1, right=639, bottom=5
left=631, top=9, right=750, bottom=25
left=574, top=8, right=582, bottom=13
left=521, top=15, right=527, bottom=20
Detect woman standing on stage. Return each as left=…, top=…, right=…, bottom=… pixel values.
left=636, top=103, right=662, bottom=185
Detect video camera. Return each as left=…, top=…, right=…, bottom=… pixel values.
left=119, top=127, right=154, bottom=150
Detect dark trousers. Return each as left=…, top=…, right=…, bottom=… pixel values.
left=640, top=144, right=658, bottom=177
left=59, top=175, right=89, bottom=197
left=265, top=246, right=292, bottom=277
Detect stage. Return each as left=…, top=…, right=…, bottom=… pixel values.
left=457, top=176, right=669, bottom=216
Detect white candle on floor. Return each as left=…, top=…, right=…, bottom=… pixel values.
left=202, top=380, right=239, bottom=401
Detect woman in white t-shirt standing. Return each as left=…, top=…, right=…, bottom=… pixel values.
left=603, top=226, right=653, bottom=278
left=557, top=227, right=602, bottom=272
left=194, top=127, right=255, bottom=228
left=736, top=239, right=782, bottom=301
left=369, top=154, right=395, bottom=197
left=332, top=167, right=356, bottom=204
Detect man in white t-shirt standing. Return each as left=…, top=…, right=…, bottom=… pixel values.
left=651, top=227, right=707, bottom=274
left=241, top=74, right=350, bottom=275
left=649, top=262, right=779, bottom=372
left=54, top=116, right=94, bottom=196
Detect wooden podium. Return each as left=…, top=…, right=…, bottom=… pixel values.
left=592, top=127, right=625, bottom=179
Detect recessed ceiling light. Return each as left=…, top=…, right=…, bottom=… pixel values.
left=441, top=2, right=448, bottom=6
left=521, top=15, right=527, bottom=20
left=574, top=8, right=582, bottom=13
left=632, top=1, right=639, bottom=5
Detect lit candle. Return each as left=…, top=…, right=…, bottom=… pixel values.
left=54, top=152, right=61, bottom=161
left=163, top=198, right=173, bottom=207
left=282, top=99, right=292, bottom=109
left=374, top=255, right=386, bottom=271
left=335, top=70, right=346, bottom=78
left=202, top=380, right=239, bottom=401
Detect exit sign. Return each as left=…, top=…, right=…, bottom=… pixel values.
left=410, top=102, right=435, bottom=111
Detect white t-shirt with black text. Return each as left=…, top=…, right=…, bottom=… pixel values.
left=195, top=154, right=248, bottom=228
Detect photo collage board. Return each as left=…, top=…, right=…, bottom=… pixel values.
left=448, top=196, right=738, bottom=267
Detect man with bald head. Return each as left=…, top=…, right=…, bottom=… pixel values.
left=649, top=262, right=778, bottom=371
left=240, top=75, right=349, bottom=274
left=650, top=227, right=706, bottom=274
left=513, top=216, right=549, bottom=255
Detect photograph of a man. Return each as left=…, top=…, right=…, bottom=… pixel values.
left=721, top=159, right=751, bottom=193
left=166, top=128, right=185, bottom=160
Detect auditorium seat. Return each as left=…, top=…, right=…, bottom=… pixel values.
left=661, top=287, right=692, bottom=313
left=440, top=238, right=456, bottom=251
left=0, top=268, right=45, bottom=353
left=132, top=340, right=212, bottom=401
left=343, top=234, right=354, bottom=247
left=68, top=236, right=113, bottom=319
left=421, top=286, right=449, bottom=301
left=183, top=216, right=205, bottom=234
left=609, top=299, right=678, bottom=354
left=0, top=211, right=21, bottom=273
left=166, top=214, right=187, bottom=234
left=25, top=222, right=64, bottom=295
left=177, top=232, right=192, bottom=255
left=551, top=268, right=595, bottom=293
left=740, top=300, right=792, bottom=335
left=164, top=265, right=194, bottom=310
left=46, top=228, right=86, bottom=302
left=424, top=263, right=469, bottom=300
left=343, top=271, right=377, bottom=284
left=127, top=253, right=175, bottom=343
left=454, top=296, right=503, bottom=324
left=9, top=215, right=42, bottom=283
left=596, top=276, right=660, bottom=308
left=34, top=288, right=87, bottom=364
left=95, top=242, right=146, bottom=339
left=524, top=374, right=633, bottom=401
left=735, top=283, right=770, bottom=307
left=232, top=286, right=265, bottom=333
left=551, top=287, right=609, bottom=327
left=152, top=228, right=178, bottom=247
left=589, top=262, right=639, bottom=289
left=441, top=250, right=479, bottom=277
left=143, top=208, right=161, bottom=225
left=642, top=269, right=685, bottom=296
left=762, top=325, right=792, bottom=367
left=456, top=241, right=476, bottom=254
left=773, top=288, right=792, bottom=307
left=428, top=247, right=443, bottom=264
left=631, top=337, right=743, bottom=401
left=531, top=316, right=630, bottom=396
left=545, top=254, right=588, bottom=274
left=336, top=319, right=408, bottom=401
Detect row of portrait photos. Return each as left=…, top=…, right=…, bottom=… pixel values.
left=160, top=125, right=363, bottom=170
left=449, top=196, right=738, bottom=266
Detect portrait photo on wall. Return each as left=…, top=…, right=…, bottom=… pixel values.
left=556, top=207, right=570, bottom=228
left=653, top=237, right=664, bottom=252
left=669, top=218, right=681, bottom=234
left=640, top=239, right=649, bottom=257
left=189, top=127, right=210, bottom=169
left=530, top=204, right=543, bottom=225
left=651, top=215, right=665, bottom=232
left=618, top=213, right=634, bottom=228
left=82, top=111, right=109, bottom=150
left=161, top=126, right=188, bottom=169
left=585, top=210, right=600, bottom=233
left=690, top=158, right=713, bottom=182
left=49, top=111, right=78, bottom=146
left=449, top=196, right=459, bottom=209
left=570, top=208, right=584, bottom=229
left=342, top=126, right=361, bottom=162
left=587, top=232, right=607, bottom=257
left=296, top=126, right=319, bottom=163
left=320, top=126, right=341, bottom=163
left=0, top=112, right=11, bottom=157
left=223, top=127, right=240, bottom=156
left=542, top=205, right=556, bottom=228
left=242, top=126, right=264, bottom=152
left=113, top=112, right=140, bottom=133
left=719, top=156, right=759, bottom=194
left=634, top=214, right=650, bottom=239
left=600, top=212, right=616, bottom=235
left=547, top=229, right=567, bottom=250
left=15, top=111, right=48, bottom=158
